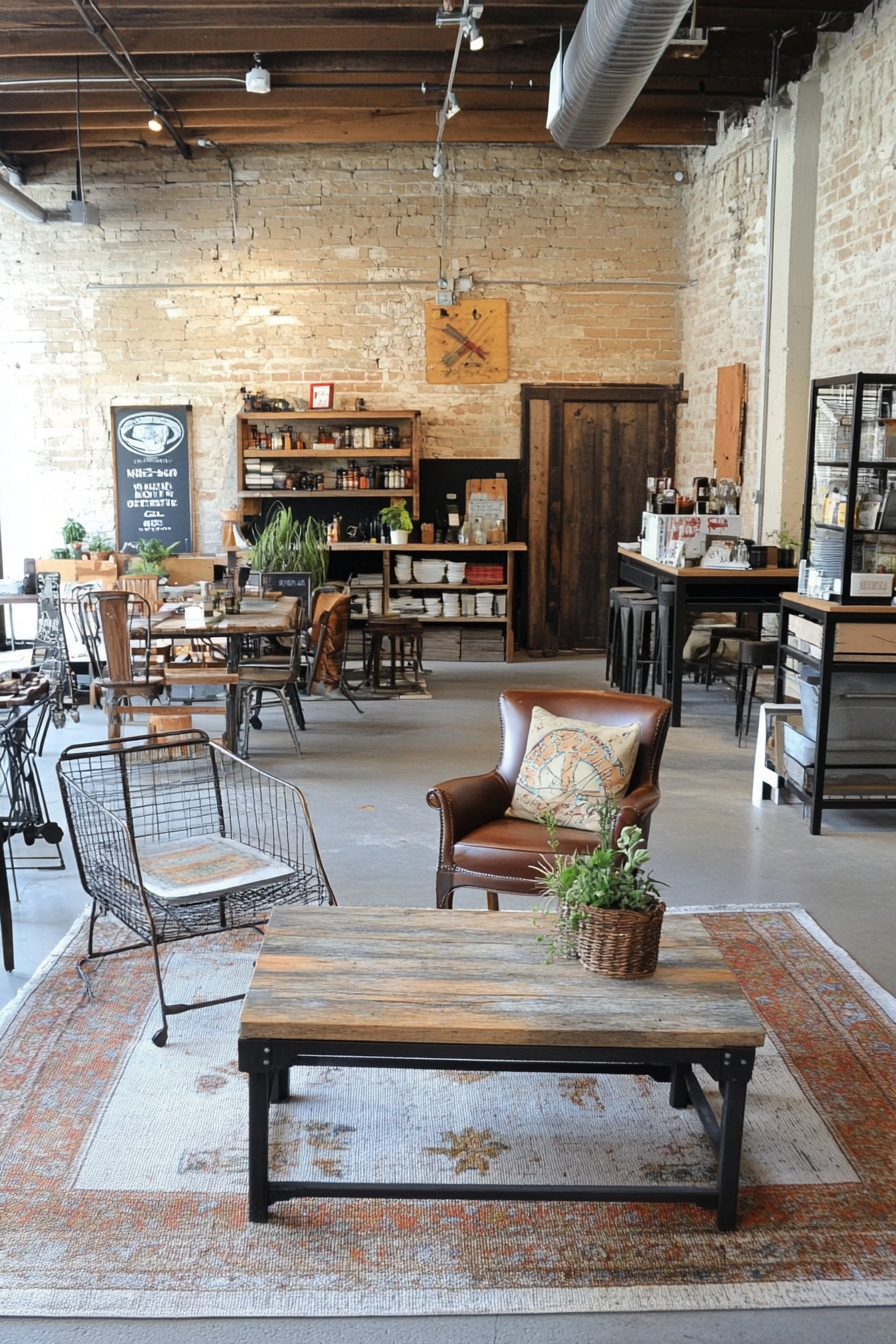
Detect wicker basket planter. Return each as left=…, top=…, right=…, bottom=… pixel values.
left=576, top=901, right=666, bottom=978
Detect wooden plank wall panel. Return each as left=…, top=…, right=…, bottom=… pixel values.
left=713, top=363, right=747, bottom=483
left=561, top=402, right=603, bottom=649
left=526, top=398, right=551, bottom=653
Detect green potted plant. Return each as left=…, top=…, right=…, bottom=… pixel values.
left=535, top=799, right=665, bottom=978
left=379, top=499, right=413, bottom=544
left=86, top=533, right=114, bottom=560
left=61, top=518, right=87, bottom=558
left=127, top=537, right=181, bottom=577
left=770, top=526, right=800, bottom=569
left=246, top=505, right=329, bottom=590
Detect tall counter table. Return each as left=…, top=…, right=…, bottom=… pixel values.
left=618, top=547, right=800, bottom=727
left=776, top=595, right=896, bottom=834
left=331, top=542, right=526, bottom=662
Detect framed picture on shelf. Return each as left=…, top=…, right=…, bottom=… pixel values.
left=310, top=382, right=334, bottom=410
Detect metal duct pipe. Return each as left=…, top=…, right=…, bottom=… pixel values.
left=0, top=176, right=49, bottom=223
left=548, top=0, right=693, bottom=150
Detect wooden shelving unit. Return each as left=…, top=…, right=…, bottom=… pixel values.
left=236, top=410, right=421, bottom=523
left=331, top=541, right=527, bottom=662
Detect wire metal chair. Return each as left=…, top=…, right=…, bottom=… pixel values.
left=56, top=729, right=336, bottom=1045
left=1, top=698, right=65, bottom=971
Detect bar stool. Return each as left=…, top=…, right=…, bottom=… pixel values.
left=617, top=591, right=658, bottom=694
left=734, top=639, right=779, bottom=745
left=605, top=587, right=644, bottom=686
left=655, top=583, right=677, bottom=699
left=365, top=617, right=424, bottom=693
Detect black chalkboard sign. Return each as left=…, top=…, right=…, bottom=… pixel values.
left=112, top=405, right=195, bottom=554
left=261, top=571, right=312, bottom=623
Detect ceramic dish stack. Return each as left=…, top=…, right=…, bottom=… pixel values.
left=475, top=591, right=494, bottom=617
left=441, top=591, right=460, bottom=617
left=413, top=558, right=447, bottom=584
left=367, top=589, right=383, bottom=615
left=393, top=556, right=413, bottom=584
left=423, top=596, right=443, bottom=618
left=445, top=560, right=466, bottom=585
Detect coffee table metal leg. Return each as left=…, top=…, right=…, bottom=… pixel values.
left=248, top=1070, right=271, bottom=1224
left=668, top=1063, right=690, bottom=1109
left=716, top=1061, right=751, bottom=1231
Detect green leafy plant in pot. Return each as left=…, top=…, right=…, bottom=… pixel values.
left=127, top=537, right=181, bottom=577
left=61, top=518, right=87, bottom=557
left=246, top=505, right=329, bottom=591
left=378, top=499, right=413, bottom=544
left=535, top=799, right=665, bottom=978
left=770, top=526, right=800, bottom=569
left=86, top=533, right=113, bottom=560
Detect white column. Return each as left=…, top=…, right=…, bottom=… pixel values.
left=761, top=72, right=823, bottom=545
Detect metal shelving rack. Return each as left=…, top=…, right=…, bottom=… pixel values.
left=801, top=372, right=896, bottom=604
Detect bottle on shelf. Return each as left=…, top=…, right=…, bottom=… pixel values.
left=327, top=515, right=342, bottom=543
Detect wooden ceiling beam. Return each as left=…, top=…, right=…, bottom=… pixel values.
left=0, top=107, right=712, bottom=154
left=0, top=24, right=559, bottom=59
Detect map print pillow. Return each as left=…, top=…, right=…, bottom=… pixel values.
left=507, top=707, right=641, bottom=832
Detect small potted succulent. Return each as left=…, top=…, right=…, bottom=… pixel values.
left=535, top=799, right=665, bottom=978
left=379, top=500, right=413, bottom=545
left=61, top=518, right=87, bottom=558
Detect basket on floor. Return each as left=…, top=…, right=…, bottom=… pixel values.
left=577, top=901, right=666, bottom=978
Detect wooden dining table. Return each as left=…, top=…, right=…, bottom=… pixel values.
left=149, top=596, right=299, bottom=753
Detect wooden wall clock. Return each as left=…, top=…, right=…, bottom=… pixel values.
left=425, top=298, right=509, bottom=385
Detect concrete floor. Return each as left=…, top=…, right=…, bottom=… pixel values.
left=4, top=654, right=896, bottom=1340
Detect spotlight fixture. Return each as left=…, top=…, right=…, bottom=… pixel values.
left=446, top=90, right=461, bottom=119
left=147, top=109, right=163, bottom=132
left=432, top=149, right=445, bottom=179
left=246, top=52, right=271, bottom=94
left=466, top=19, right=484, bottom=50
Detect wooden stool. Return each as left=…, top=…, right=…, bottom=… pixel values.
left=365, top=617, right=424, bottom=692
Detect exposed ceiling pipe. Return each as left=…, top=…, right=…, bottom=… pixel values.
left=0, top=176, right=50, bottom=222
left=548, top=0, right=694, bottom=150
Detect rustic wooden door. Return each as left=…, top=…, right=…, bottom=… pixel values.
left=522, top=384, right=682, bottom=654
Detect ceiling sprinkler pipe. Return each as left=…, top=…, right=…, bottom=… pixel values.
left=548, top=0, right=693, bottom=150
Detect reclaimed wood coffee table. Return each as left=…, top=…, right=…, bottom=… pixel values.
left=238, top=907, right=765, bottom=1230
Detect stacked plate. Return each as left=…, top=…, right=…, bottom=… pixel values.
left=394, top=556, right=413, bottom=583
left=367, top=589, right=383, bottom=615
left=413, top=559, right=447, bottom=584
left=475, top=591, right=494, bottom=616
left=441, top=592, right=460, bottom=617
left=445, top=561, right=466, bottom=584
left=423, top=596, right=443, bottom=618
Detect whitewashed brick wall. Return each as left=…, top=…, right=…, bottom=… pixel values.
left=0, top=144, right=685, bottom=561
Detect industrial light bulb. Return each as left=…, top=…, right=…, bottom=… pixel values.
left=466, top=20, right=484, bottom=50
left=147, top=110, right=163, bottom=132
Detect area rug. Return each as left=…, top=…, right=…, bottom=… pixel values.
left=1, top=905, right=896, bottom=1317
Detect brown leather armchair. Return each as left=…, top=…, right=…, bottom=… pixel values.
left=427, top=689, right=671, bottom=910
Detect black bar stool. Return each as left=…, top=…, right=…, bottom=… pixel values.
left=605, top=587, right=644, bottom=687
left=735, top=639, right=779, bottom=745
left=617, top=591, right=658, bottom=694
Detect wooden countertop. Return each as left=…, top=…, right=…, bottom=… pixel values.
left=783, top=594, right=896, bottom=616
left=618, top=547, right=799, bottom=581
left=240, top=907, right=765, bottom=1051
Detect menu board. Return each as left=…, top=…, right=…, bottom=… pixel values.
left=112, top=405, right=194, bottom=553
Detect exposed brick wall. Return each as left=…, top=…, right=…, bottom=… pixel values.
left=1, top=144, right=685, bottom=558
left=812, top=1, right=896, bottom=373
left=677, top=114, right=771, bottom=537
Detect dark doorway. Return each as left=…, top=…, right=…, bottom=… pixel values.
left=521, top=383, right=683, bottom=655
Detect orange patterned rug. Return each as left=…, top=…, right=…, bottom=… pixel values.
left=1, top=906, right=896, bottom=1317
